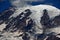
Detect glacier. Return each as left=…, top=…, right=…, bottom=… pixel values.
left=0, top=5, right=60, bottom=40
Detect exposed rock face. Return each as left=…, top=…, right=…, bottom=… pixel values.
left=46, top=35, right=60, bottom=40
left=2, top=9, right=32, bottom=32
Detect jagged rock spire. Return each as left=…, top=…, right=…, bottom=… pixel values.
left=40, top=9, right=51, bottom=28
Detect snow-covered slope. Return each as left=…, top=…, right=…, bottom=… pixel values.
left=9, top=5, right=60, bottom=34
left=0, top=5, right=60, bottom=40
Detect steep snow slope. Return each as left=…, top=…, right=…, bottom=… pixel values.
left=10, top=5, right=60, bottom=34
left=29, top=5, right=60, bottom=34
left=0, top=5, right=60, bottom=40
left=19, top=5, right=60, bottom=34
